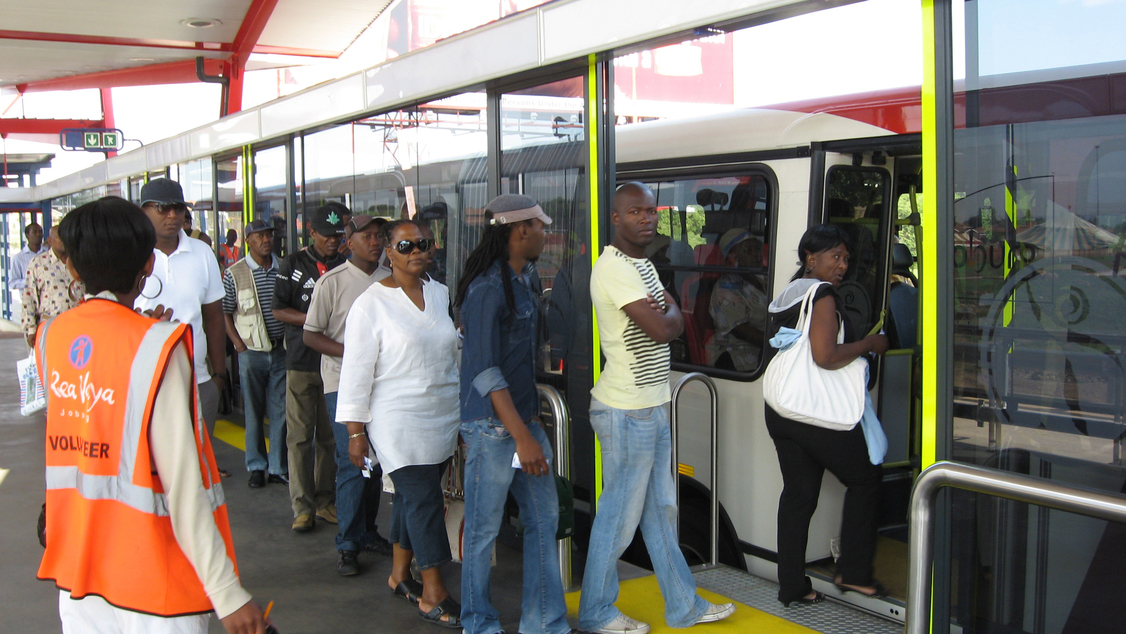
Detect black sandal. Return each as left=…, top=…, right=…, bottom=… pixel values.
left=392, top=578, right=424, bottom=604
left=782, top=590, right=825, bottom=607
left=418, top=597, right=462, bottom=629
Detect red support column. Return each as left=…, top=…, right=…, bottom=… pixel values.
left=100, top=88, right=117, bottom=158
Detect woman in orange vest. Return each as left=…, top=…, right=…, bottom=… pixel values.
left=36, top=196, right=271, bottom=634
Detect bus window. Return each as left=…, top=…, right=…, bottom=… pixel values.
left=825, top=166, right=892, bottom=341
left=639, top=172, right=774, bottom=378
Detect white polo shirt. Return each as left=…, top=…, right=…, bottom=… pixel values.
left=135, top=230, right=225, bottom=384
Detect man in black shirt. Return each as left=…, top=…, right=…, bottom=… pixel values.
left=273, top=205, right=347, bottom=532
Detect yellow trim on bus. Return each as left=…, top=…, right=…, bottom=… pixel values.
left=587, top=55, right=604, bottom=502
left=920, top=0, right=939, bottom=472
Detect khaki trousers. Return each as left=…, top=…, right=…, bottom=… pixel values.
left=285, top=369, right=336, bottom=517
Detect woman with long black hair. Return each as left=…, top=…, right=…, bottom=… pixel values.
left=764, top=223, right=889, bottom=607
left=455, top=194, right=571, bottom=634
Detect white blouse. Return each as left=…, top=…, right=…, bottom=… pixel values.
left=334, top=279, right=460, bottom=474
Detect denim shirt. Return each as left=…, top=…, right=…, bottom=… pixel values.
left=460, top=259, right=542, bottom=423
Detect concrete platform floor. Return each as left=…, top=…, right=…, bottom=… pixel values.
left=0, top=335, right=593, bottom=633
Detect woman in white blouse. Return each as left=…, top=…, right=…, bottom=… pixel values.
left=337, top=219, right=462, bottom=628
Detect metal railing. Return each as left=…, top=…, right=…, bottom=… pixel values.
left=537, top=383, right=572, bottom=590
left=670, top=372, right=720, bottom=568
left=907, top=461, right=1126, bottom=634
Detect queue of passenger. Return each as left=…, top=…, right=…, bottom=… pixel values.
left=32, top=181, right=902, bottom=634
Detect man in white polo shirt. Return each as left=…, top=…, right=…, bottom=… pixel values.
left=134, top=178, right=229, bottom=456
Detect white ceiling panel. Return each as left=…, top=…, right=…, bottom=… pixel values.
left=0, top=0, right=249, bottom=42
left=0, top=39, right=226, bottom=87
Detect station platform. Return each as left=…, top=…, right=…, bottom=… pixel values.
left=0, top=335, right=900, bottom=633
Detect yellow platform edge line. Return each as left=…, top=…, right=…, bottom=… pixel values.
left=214, top=418, right=246, bottom=452
left=565, top=575, right=817, bottom=633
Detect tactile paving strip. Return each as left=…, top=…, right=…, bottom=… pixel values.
left=693, top=567, right=903, bottom=634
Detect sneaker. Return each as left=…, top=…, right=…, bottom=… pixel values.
left=363, top=533, right=393, bottom=556
left=695, top=602, right=735, bottom=624
left=337, top=550, right=360, bottom=576
left=292, top=513, right=314, bottom=532
left=593, top=614, right=650, bottom=634
left=316, top=505, right=338, bottom=524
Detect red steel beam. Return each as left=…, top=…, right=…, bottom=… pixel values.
left=18, top=59, right=225, bottom=93
left=0, top=119, right=105, bottom=135
left=224, top=0, right=281, bottom=114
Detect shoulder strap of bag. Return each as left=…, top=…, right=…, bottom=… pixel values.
left=795, top=282, right=829, bottom=335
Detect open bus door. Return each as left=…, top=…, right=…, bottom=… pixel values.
left=809, top=136, right=923, bottom=614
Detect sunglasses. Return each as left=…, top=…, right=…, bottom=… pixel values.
left=393, top=238, right=432, bottom=254
left=147, top=203, right=188, bottom=215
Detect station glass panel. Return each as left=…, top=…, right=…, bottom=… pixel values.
left=496, top=76, right=594, bottom=502
left=180, top=158, right=214, bottom=246
left=253, top=145, right=290, bottom=257
left=215, top=155, right=245, bottom=254
left=948, top=1, right=1126, bottom=632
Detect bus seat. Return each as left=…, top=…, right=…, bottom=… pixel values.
left=677, top=244, right=723, bottom=365
left=891, top=243, right=918, bottom=287
left=887, top=284, right=918, bottom=350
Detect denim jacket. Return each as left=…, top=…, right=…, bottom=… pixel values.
left=459, top=259, right=542, bottom=423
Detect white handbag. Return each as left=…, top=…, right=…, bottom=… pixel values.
left=763, top=282, right=867, bottom=431
left=18, top=350, right=46, bottom=416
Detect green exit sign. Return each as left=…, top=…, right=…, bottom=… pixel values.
left=61, top=128, right=125, bottom=152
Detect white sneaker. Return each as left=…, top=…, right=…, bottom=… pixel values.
left=695, top=602, right=735, bottom=624
left=594, top=613, right=651, bottom=634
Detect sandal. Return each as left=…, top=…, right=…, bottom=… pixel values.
left=418, top=596, right=462, bottom=629
left=392, top=578, right=424, bottom=604
left=834, top=578, right=889, bottom=599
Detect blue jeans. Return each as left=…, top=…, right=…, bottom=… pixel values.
left=240, top=348, right=288, bottom=475
left=578, top=400, right=708, bottom=630
left=460, top=418, right=569, bottom=634
left=327, top=392, right=381, bottom=552
left=388, top=462, right=452, bottom=569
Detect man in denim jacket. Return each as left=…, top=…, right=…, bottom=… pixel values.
left=455, top=194, right=573, bottom=634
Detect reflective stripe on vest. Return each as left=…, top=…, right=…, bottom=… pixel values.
left=42, top=321, right=225, bottom=516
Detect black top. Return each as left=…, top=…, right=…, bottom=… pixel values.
left=273, top=246, right=347, bottom=371
left=765, top=283, right=853, bottom=367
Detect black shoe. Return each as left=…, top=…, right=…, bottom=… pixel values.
left=248, top=470, right=265, bottom=488
left=337, top=550, right=360, bottom=576
left=363, top=533, right=393, bottom=556
left=267, top=473, right=289, bottom=485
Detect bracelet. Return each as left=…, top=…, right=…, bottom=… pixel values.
left=348, top=432, right=366, bottom=440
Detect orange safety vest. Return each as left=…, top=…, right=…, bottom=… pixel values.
left=221, top=244, right=239, bottom=269
left=35, top=298, right=237, bottom=617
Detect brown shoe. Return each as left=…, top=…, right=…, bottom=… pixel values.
left=316, top=505, right=338, bottom=524
left=292, top=513, right=314, bottom=532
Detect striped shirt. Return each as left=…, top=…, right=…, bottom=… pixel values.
left=221, top=255, right=285, bottom=341
left=590, top=245, right=672, bottom=409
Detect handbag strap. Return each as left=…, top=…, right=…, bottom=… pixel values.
left=795, top=281, right=847, bottom=344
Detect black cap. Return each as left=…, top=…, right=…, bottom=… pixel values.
left=244, top=219, right=273, bottom=237
left=310, top=204, right=346, bottom=236
left=140, top=178, right=187, bottom=206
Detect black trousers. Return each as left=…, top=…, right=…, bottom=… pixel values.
left=764, top=405, right=882, bottom=603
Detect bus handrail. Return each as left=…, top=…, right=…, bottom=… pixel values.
left=537, top=383, right=571, bottom=590
left=670, top=372, right=720, bottom=568
left=907, top=461, right=1126, bottom=634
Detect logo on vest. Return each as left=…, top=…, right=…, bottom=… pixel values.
left=69, top=336, right=93, bottom=369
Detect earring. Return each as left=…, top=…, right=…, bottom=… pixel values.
left=138, top=274, right=163, bottom=300
left=68, top=280, right=85, bottom=304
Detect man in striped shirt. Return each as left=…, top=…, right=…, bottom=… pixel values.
left=222, top=219, right=288, bottom=489
left=580, top=182, right=734, bottom=634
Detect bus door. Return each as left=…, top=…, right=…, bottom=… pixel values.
left=815, top=138, right=923, bottom=610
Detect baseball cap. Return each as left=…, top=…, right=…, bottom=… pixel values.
left=345, top=215, right=379, bottom=239
left=485, top=194, right=552, bottom=226
left=140, top=178, right=188, bottom=207
left=719, top=228, right=752, bottom=259
left=309, top=204, right=346, bottom=236
left=244, top=219, right=273, bottom=237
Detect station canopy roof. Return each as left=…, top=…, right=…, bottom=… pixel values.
left=0, top=0, right=394, bottom=91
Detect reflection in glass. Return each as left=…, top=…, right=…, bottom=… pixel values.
left=215, top=154, right=245, bottom=258
left=950, top=1, right=1126, bottom=632
left=253, top=145, right=289, bottom=257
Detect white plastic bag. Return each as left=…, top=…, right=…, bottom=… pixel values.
left=18, top=351, right=46, bottom=416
